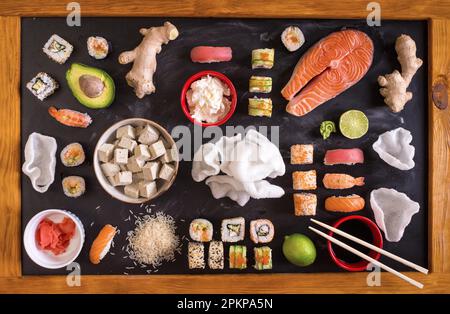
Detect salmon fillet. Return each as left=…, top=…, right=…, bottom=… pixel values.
left=325, top=195, right=365, bottom=212
left=282, top=29, right=373, bottom=116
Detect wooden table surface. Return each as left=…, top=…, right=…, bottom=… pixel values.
left=0, top=0, right=449, bottom=294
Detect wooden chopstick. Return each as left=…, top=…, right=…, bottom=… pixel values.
left=308, top=226, right=424, bottom=289
left=310, top=218, right=429, bottom=275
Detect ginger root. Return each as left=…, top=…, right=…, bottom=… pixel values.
left=119, top=21, right=179, bottom=98
left=378, top=34, right=423, bottom=112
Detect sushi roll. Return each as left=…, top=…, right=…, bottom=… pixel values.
left=189, top=218, right=213, bottom=242
left=251, top=48, right=274, bottom=69
left=248, top=97, right=272, bottom=117
left=60, top=142, right=85, bottom=167
left=42, top=34, right=73, bottom=64
left=89, top=224, right=116, bottom=264
left=26, top=72, right=59, bottom=101
left=254, top=246, right=272, bottom=270
left=250, top=219, right=274, bottom=244
left=293, top=193, right=317, bottom=216
left=281, top=26, right=305, bottom=52
left=188, top=242, right=205, bottom=269
left=290, top=144, right=313, bottom=165
left=221, top=217, right=245, bottom=242
left=87, top=36, right=110, bottom=60
left=292, top=170, right=317, bottom=190
left=229, top=245, right=247, bottom=269
left=208, top=241, right=224, bottom=270
left=249, top=76, right=272, bottom=93
left=62, top=176, right=86, bottom=198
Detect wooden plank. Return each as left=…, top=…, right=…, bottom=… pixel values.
left=0, top=0, right=449, bottom=19
left=0, top=16, right=21, bottom=278
left=0, top=273, right=447, bottom=293
left=429, top=19, right=450, bottom=273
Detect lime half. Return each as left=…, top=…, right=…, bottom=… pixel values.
left=339, top=110, right=369, bottom=139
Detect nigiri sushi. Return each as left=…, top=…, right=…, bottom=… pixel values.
left=323, top=173, right=365, bottom=189
left=325, top=195, right=365, bottom=212
left=190, top=46, right=232, bottom=63
left=89, top=224, right=117, bottom=264
left=324, top=148, right=364, bottom=165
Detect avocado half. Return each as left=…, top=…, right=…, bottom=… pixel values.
left=66, top=63, right=115, bottom=109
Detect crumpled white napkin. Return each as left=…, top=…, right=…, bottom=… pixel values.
left=22, top=132, right=57, bottom=193
left=192, top=129, right=285, bottom=206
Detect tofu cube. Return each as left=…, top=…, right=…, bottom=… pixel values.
left=291, top=144, right=314, bottom=165
left=139, top=180, right=157, bottom=198
left=124, top=183, right=140, bottom=198
left=159, top=152, right=171, bottom=163
left=100, top=162, right=120, bottom=177
left=159, top=163, right=175, bottom=181
left=116, top=125, right=136, bottom=139
left=168, top=146, right=179, bottom=162
left=114, top=171, right=132, bottom=186
left=107, top=175, right=120, bottom=187
left=294, top=193, right=317, bottom=216
left=117, top=136, right=137, bottom=152
left=142, top=162, right=160, bottom=181
left=149, top=140, right=166, bottom=159
left=98, top=143, right=115, bottom=163
left=114, top=148, right=128, bottom=164
left=134, top=144, right=151, bottom=161
left=119, top=164, right=128, bottom=171
left=138, top=124, right=159, bottom=145
left=132, top=172, right=145, bottom=183
left=292, top=170, right=317, bottom=190
left=159, top=136, right=171, bottom=149
left=127, top=155, right=145, bottom=173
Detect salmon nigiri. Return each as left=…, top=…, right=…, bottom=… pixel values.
left=89, top=224, right=117, bottom=264
left=323, top=173, right=365, bottom=189
left=325, top=195, right=365, bottom=212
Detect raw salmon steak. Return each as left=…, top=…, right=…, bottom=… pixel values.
left=282, top=29, right=374, bottom=116
left=325, top=195, right=365, bottom=212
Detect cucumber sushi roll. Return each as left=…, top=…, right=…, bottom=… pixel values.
left=87, top=36, right=111, bottom=60
left=221, top=217, right=245, bottom=242
left=249, top=76, right=272, bottom=93
left=248, top=97, right=272, bottom=117
left=229, top=245, right=247, bottom=269
left=60, top=142, right=85, bottom=167
left=254, top=246, right=272, bottom=270
left=42, top=34, right=73, bottom=64
left=26, top=72, right=59, bottom=101
left=189, top=218, right=213, bottom=242
left=251, top=48, right=274, bottom=69
left=62, top=176, right=86, bottom=198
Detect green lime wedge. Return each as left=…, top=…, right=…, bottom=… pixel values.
left=339, top=110, right=369, bottom=139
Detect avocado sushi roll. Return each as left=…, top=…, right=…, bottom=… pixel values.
left=254, top=246, right=272, bottom=270
left=43, top=34, right=73, bottom=64
left=229, top=245, right=247, bottom=269
left=248, top=97, right=272, bottom=117
left=221, top=217, right=245, bottom=242
left=26, top=72, right=59, bottom=101
left=62, top=176, right=86, bottom=198
left=251, top=48, right=274, bottom=69
left=60, top=142, right=85, bottom=167
left=249, top=76, right=272, bottom=93
left=189, top=218, right=213, bottom=242
left=87, top=36, right=111, bottom=60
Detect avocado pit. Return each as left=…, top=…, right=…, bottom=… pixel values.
left=79, top=75, right=105, bottom=98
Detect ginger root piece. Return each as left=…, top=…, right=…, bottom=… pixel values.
left=118, top=22, right=179, bottom=98
left=378, top=34, right=423, bottom=112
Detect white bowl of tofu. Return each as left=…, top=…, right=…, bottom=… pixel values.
left=93, top=118, right=179, bottom=204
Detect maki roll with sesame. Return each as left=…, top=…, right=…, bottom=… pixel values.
left=87, top=36, right=111, bottom=60
left=60, top=143, right=85, bottom=167
left=62, top=176, right=86, bottom=198
left=26, top=72, right=59, bottom=101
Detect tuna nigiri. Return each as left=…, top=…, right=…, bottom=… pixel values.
left=324, top=148, right=364, bottom=165
left=190, top=46, right=232, bottom=63
left=325, top=195, right=365, bottom=212
left=323, top=173, right=365, bottom=189
left=89, top=224, right=116, bottom=264
left=282, top=29, right=373, bottom=116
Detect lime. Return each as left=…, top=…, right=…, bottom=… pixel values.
left=339, top=110, right=369, bottom=139
left=282, top=233, right=316, bottom=267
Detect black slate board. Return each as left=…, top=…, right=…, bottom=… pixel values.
left=21, top=17, right=428, bottom=275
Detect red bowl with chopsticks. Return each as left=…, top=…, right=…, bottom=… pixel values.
left=327, top=215, right=383, bottom=272
left=180, top=70, right=237, bottom=127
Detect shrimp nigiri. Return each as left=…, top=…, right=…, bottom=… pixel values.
left=323, top=173, right=365, bottom=189
left=89, top=224, right=116, bottom=264
left=48, top=106, right=92, bottom=128
left=325, top=195, right=365, bottom=212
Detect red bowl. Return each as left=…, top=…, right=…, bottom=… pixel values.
left=327, top=215, right=383, bottom=272
left=180, top=70, right=237, bottom=127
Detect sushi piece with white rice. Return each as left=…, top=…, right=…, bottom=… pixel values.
left=26, top=72, right=59, bottom=101
left=208, top=241, right=224, bottom=270
left=60, top=142, right=85, bottom=167
left=221, top=217, right=245, bottom=242
left=43, top=34, right=73, bottom=64
left=189, top=218, right=213, bottom=242
left=62, top=176, right=86, bottom=198
left=281, top=26, right=305, bottom=52
left=89, top=224, right=117, bottom=264
left=188, top=242, right=205, bottom=269
left=87, top=36, right=110, bottom=60
left=250, top=219, right=274, bottom=244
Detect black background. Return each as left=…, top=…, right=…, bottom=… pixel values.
left=21, top=18, right=428, bottom=276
